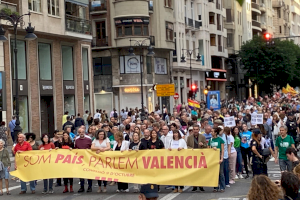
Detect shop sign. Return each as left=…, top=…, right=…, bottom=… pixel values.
left=42, top=85, right=53, bottom=90
left=115, top=18, right=149, bottom=25
left=124, top=87, right=140, bottom=93
left=66, top=85, right=75, bottom=90
left=156, top=84, right=175, bottom=97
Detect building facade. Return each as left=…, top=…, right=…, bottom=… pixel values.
left=2, top=0, right=93, bottom=139
left=91, top=0, right=174, bottom=114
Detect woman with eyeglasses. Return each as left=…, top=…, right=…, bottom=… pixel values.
left=39, top=134, right=55, bottom=194
left=91, top=129, right=110, bottom=193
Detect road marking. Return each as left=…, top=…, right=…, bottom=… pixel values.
left=159, top=186, right=191, bottom=200
left=2, top=180, right=42, bottom=192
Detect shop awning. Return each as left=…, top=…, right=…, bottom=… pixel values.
left=65, top=0, right=89, bottom=7
left=112, top=84, right=153, bottom=88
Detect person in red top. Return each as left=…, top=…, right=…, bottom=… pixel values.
left=38, top=134, right=55, bottom=194
left=14, top=134, right=35, bottom=194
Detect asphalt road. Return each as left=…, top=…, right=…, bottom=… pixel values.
left=3, top=153, right=281, bottom=200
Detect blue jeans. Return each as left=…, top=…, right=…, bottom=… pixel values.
left=214, top=161, right=225, bottom=190
left=43, top=179, right=53, bottom=191
left=235, top=147, right=243, bottom=173
left=21, top=181, right=35, bottom=192
left=223, top=158, right=229, bottom=185
left=279, top=159, right=292, bottom=172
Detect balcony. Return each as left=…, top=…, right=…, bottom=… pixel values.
left=90, top=0, right=107, bottom=14
left=252, top=20, right=262, bottom=31
left=251, top=2, right=261, bottom=14
left=0, top=1, right=17, bottom=12
left=65, top=15, right=91, bottom=35
left=272, top=0, right=283, bottom=7
left=259, top=3, right=266, bottom=12
left=92, top=36, right=108, bottom=47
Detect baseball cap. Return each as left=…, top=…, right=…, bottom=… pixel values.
left=140, top=184, right=159, bottom=198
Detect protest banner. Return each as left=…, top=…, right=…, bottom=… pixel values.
left=224, top=116, right=236, bottom=127
left=11, top=149, right=220, bottom=187
left=251, top=113, right=263, bottom=125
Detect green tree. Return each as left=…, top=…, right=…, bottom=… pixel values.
left=239, top=36, right=300, bottom=94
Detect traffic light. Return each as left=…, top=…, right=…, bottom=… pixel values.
left=204, top=89, right=208, bottom=95
left=264, top=33, right=275, bottom=46
left=191, top=84, right=197, bottom=92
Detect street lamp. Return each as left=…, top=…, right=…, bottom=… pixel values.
left=128, top=37, right=155, bottom=120
left=180, top=49, right=202, bottom=91
left=0, top=11, right=37, bottom=139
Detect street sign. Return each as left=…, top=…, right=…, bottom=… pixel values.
left=156, top=84, right=175, bottom=97
left=174, top=93, right=179, bottom=100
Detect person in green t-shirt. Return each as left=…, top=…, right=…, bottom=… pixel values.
left=275, top=126, right=295, bottom=172
left=232, top=127, right=243, bottom=179
left=208, top=127, right=225, bottom=192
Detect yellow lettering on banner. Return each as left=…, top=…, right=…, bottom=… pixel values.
left=11, top=149, right=220, bottom=187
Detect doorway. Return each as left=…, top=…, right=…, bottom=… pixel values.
left=40, top=96, right=55, bottom=137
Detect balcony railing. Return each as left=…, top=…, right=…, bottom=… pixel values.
left=92, top=36, right=108, bottom=47
left=251, top=2, right=260, bottom=10
left=218, top=46, right=222, bottom=52
left=65, top=15, right=91, bottom=34
left=252, top=20, right=261, bottom=28
left=195, top=21, right=202, bottom=29
left=0, top=1, right=17, bottom=12
left=188, top=18, right=193, bottom=27
left=90, top=0, right=107, bottom=12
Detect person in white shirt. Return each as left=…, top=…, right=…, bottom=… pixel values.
left=94, top=109, right=101, bottom=119
left=168, top=129, right=187, bottom=193
left=224, top=127, right=237, bottom=185
left=161, top=125, right=172, bottom=149
left=91, top=129, right=110, bottom=193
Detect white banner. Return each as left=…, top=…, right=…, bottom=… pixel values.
left=224, top=116, right=236, bottom=127
left=154, top=58, right=167, bottom=74
left=251, top=113, right=263, bottom=125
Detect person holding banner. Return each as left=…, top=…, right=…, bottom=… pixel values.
left=75, top=128, right=93, bottom=193
left=55, top=132, right=74, bottom=193
left=168, top=129, right=187, bottom=193
left=208, top=127, right=225, bottom=193
left=39, top=134, right=55, bottom=194
left=14, top=134, right=36, bottom=194
left=91, top=129, right=110, bottom=193
left=113, top=131, right=130, bottom=192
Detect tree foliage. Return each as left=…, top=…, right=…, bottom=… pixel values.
left=239, top=36, right=300, bottom=94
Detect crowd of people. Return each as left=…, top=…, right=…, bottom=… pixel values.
left=1, top=96, right=300, bottom=198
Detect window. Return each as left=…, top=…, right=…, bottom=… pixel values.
left=93, top=57, right=112, bottom=75
left=13, top=96, right=29, bottom=133
left=11, top=40, right=27, bottom=80
left=165, top=0, right=172, bottom=8
left=48, top=0, right=59, bottom=16
left=227, top=33, right=233, bottom=47
left=64, top=95, right=75, bottom=116
left=82, top=48, right=89, bottom=81
left=84, top=95, right=90, bottom=112
left=146, top=56, right=152, bottom=74
left=28, top=0, right=41, bottom=12
left=117, top=24, right=149, bottom=37
left=38, top=43, right=52, bottom=80
left=166, top=22, right=174, bottom=41
left=62, top=46, right=74, bottom=81
left=279, top=26, right=282, bottom=33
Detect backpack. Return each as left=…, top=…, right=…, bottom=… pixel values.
left=113, top=112, right=118, bottom=119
